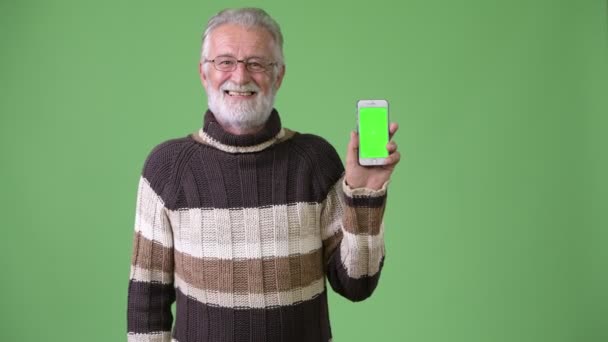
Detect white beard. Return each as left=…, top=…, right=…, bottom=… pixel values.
left=207, top=80, right=276, bottom=131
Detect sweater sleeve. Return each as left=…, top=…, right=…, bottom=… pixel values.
left=127, top=145, right=178, bottom=341
left=291, top=133, right=388, bottom=301
left=321, top=180, right=387, bottom=302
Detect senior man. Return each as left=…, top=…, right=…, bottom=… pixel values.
left=127, top=7, right=400, bottom=342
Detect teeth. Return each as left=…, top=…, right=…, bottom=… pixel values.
left=227, top=91, right=254, bottom=96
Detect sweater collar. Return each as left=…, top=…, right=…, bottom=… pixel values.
left=197, top=108, right=285, bottom=153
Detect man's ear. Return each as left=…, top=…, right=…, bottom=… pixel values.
left=199, top=62, right=208, bottom=89
left=273, top=64, right=286, bottom=91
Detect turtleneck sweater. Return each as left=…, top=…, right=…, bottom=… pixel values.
left=127, top=109, right=388, bottom=342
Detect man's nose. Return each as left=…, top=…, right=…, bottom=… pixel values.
left=230, top=61, right=251, bottom=84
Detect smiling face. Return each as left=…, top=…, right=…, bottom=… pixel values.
left=199, top=24, right=286, bottom=134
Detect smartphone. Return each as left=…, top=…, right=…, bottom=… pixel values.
left=357, top=99, right=390, bottom=166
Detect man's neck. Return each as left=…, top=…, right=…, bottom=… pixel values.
left=221, top=122, right=265, bottom=136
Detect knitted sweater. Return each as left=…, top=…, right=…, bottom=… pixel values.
left=127, top=109, right=388, bottom=342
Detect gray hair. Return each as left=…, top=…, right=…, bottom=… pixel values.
left=200, top=8, right=284, bottom=67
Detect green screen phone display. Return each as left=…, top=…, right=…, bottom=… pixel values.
left=359, top=107, right=389, bottom=159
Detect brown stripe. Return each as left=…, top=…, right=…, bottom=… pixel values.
left=342, top=205, right=385, bottom=235
left=322, top=231, right=343, bottom=265
left=174, top=248, right=324, bottom=294
left=131, top=232, right=173, bottom=272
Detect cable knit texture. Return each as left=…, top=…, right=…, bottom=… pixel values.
left=127, top=109, right=388, bottom=342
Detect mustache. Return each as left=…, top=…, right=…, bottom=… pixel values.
left=220, top=81, right=260, bottom=93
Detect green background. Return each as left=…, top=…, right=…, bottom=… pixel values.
left=359, top=106, right=390, bottom=158
left=1, top=0, right=607, bottom=341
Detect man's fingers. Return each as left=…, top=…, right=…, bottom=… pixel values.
left=389, top=122, right=399, bottom=140
left=351, top=131, right=359, bottom=149
left=387, top=141, right=398, bottom=153
left=386, top=151, right=401, bottom=166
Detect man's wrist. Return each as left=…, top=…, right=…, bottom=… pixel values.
left=343, top=178, right=389, bottom=198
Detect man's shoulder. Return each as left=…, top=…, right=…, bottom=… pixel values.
left=289, top=131, right=339, bottom=157
left=140, top=135, right=193, bottom=179
left=288, top=130, right=344, bottom=183
left=146, top=135, right=192, bottom=156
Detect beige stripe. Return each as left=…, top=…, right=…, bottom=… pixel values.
left=197, top=127, right=287, bottom=153
left=339, top=227, right=385, bottom=278
left=342, top=178, right=388, bottom=197
left=134, top=177, right=173, bottom=248
left=132, top=231, right=324, bottom=293
left=175, top=274, right=325, bottom=308
left=168, top=203, right=323, bottom=259
left=342, top=205, right=385, bottom=235
left=130, top=265, right=173, bottom=284
left=131, top=231, right=173, bottom=272
left=172, top=336, right=328, bottom=342
left=320, top=178, right=345, bottom=240
left=128, top=332, right=171, bottom=342
left=191, top=127, right=296, bottom=149
left=174, top=248, right=323, bottom=294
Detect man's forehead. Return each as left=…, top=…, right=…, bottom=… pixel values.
left=207, top=24, right=274, bottom=56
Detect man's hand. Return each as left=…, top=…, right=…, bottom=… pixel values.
left=345, top=123, right=401, bottom=190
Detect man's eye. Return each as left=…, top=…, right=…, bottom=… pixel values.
left=218, top=60, right=235, bottom=66
left=248, top=62, right=263, bottom=69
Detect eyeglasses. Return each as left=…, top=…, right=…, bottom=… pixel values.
left=204, top=56, right=278, bottom=73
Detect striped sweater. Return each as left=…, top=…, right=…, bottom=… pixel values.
left=127, top=109, right=388, bottom=342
